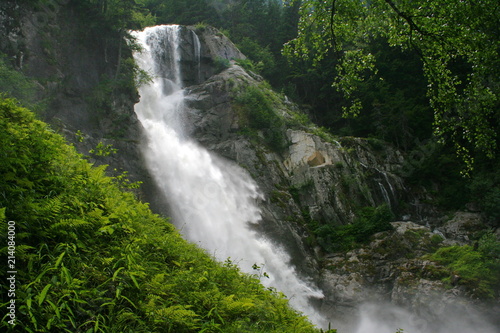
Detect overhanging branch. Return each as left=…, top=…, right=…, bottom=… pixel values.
left=384, top=0, right=428, bottom=36
left=330, top=0, right=337, bottom=50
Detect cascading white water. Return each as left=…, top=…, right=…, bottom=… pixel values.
left=191, top=30, right=202, bottom=84
left=132, top=25, right=325, bottom=327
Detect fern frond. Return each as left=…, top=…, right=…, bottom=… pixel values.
left=50, top=218, right=92, bottom=231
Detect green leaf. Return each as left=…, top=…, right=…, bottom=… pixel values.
left=129, top=274, right=140, bottom=289
left=112, top=267, right=125, bottom=281
left=38, top=283, right=52, bottom=306
left=55, top=251, right=66, bottom=268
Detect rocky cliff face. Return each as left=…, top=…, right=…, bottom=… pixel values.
left=177, top=25, right=245, bottom=87
left=320, top=219, right=500, bottom=331
left=183, top=63, right=422, bottom=237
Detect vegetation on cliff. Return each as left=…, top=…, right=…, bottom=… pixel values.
left=286, top=0, right=500, bottom=167
left=427, top=231, right=500, bottom=299
left=0, top=97, right=322, bottom=332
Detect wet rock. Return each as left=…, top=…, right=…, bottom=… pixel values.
left=442, top=211, right=485, bottom=243
left=318, top=221, right=499, bottom=328
left=180, top=25, right=245, bottom=86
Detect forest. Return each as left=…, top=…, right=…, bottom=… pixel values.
left=1, top=0, right=499, bottom=332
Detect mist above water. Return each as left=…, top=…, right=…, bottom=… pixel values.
left=353, top=301, right=498, bottom=333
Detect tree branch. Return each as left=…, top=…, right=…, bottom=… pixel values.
left=383, top=0, right=434, bottom=65
left=384, top=0, right=428, bottom=36
left=330, top=0, right=337, bottom=50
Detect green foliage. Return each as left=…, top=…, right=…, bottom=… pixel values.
left=468, top=158, right=500, bottom=223
left=142, top=0, right=218, bottom=26
left=430, top=234, right=444, bottom=247
left=314, top=204, right=394, bottom=252
left=77, top=0, right=156, bottom=31
left=213, top=57, right=231, bottom=74
left=402, top=142, right=500, bottom=222
left=234, top=84, right=287, bottom=152
left=251, top=263, right=270, bottom=281
left=478, top=232, right=500, bottom=262
left=0, top=55, right=44, bottom=112
left=235, top=58, right=263, bottom=75
left=112, top=170, right=143, bottom=190
left=0, top=97, right=320, bottom=332
left=144, top=0, right=298, bottom=88
left=345, top=41, right=433, bottom=150
left=89, top=141, right=118, bottom=156
left=427, top=232, right=500, bottom=298
left=86, top=56, right=149, bottom=130
left=237, top=38, right=276, bottom=77
left=69, top=0, right=153, bottom=121
left=285, top=0, right=500, bottom=171
left=74, top=130, right=85, bottom=143
left=0, top=56, right=33, bottom=100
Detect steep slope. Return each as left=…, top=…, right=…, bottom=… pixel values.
left=0, top=97, right=321, bottom=333
left=131, top=25, right=327, bottom=326
left=184, top=62, right=420, bottom=257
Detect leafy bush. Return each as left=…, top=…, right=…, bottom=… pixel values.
left=193, top=22, right=208, bottom=32
left=235, top=85, right=287, bottom=152
left=0, top=55, right=43, bottom=111
left=0, top=97, right=320, bottom=332
left=469, top=164, right=500, bottom=224
left=428, top=232, right=500, bottom=298
left=214, top=57, right=231, bottom=73
left=236, top=58, right=263, bottom=74
left=87, top=56, right=149, bottom=111
left=236, top=37, right=276, bottom=77
left=314, top=204, right=394, bottom=252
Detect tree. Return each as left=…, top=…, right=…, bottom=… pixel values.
left=284, top=0, right=500, bottom=172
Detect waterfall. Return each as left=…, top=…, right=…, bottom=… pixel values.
left=377, top=181, right=392, bottom=208
left=191, top=29, right=201, bottom=83
left=132, top=25, right=325, bottom=327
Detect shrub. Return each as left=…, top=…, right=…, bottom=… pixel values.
left=214, top=56, right=231, bottom=73
left=194, top=22, right=208, bottom=32
left=0, top=55, right=43, bottom=112
left=236, top=37, right=276, bottom=77
left=236, top=58, right=263, bottom=74
left=428, top=232, right=500, bottom=298
left=469, top=171, right=500, bottom=223
left=234, top=85, right=287, bottom=152
left=314, top=204, right=394, bottom=252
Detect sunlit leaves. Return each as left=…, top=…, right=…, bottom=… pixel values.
left=286, top=0, right=500, bottom=170
left=334, top=49, right=376, bottom=117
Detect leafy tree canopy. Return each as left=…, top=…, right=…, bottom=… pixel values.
left=284, top=0, right=500, bottom=172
